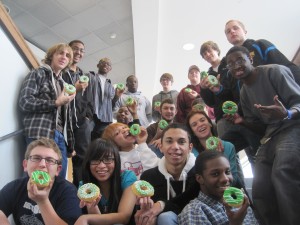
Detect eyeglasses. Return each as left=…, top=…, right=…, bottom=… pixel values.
left=28, top=155, right=60, bottom=165
left=72, top=47, right=85, bottom=53
left=226, top=58, right=246, bottom=70
left=90, top=158, right=115, bottom=165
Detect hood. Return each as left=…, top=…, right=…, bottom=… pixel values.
left=158, top=153, right=196, bottom=200
left=123, top=90, right=142, bottom=95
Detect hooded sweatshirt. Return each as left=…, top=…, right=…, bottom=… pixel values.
left=140, top=153, right=196, bottom=202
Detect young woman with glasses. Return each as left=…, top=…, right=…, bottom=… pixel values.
left=75, top=138, right=137, bottom=225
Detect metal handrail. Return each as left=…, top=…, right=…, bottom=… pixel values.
left=0, top=129, right=23, bottom=142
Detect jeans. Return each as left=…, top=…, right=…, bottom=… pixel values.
left=157, top=211, right=178, bottom=225
left=25, top=130, right=68, bottom=179
left=91, top=118, right=111, bottom=141
left=217, top=118, right=261, bottom=170
left=72, top=119, right=93, bottom=186
left=252, top=125, right=300, bottom=225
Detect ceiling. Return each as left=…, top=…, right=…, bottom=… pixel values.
left=2, top=0, right=300, bottom=100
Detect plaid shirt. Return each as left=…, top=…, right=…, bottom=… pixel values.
left=178, top=191, right=259, bottom=225
left=19, top=65, right=74, bottom=152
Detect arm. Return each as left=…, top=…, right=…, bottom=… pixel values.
left=0, top=211, right=9, bottom=225
left=75, top=187, right=136, bottom=225
left=178, top=203, right=211, bottom=225
left=136, top=140, right=159, bottom=172
left=145, top=97, right=153, bottom=123
left=175, top=90, right=186, bottom=123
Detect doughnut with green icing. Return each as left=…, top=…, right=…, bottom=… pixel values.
left=117, top=83, right=125, bottom=90
left=158, top=119, right=168, bottom=130
left=223, top=187, right=244, bottom=208
left=205, top=136, right=219, bottom=150
left=222, top=101, right=238, bottom=115
left=131, top=180, right=154, bottom=197
left=154, top=101, right=161, bottom=107
left=30, top=170, right=51, bottom=188
left=130, top=124, right=141, bottom=136
left=192, top=103, right=204, bottom=111
left=200, top=71, right=209, bottom=80
left=79, top=75, right=89, bottom=83
left=77, top=183, right=100, bottom=202
left=185, top=88, right=192, bottom=93
left=64, top=84, right=76, bottom=95
left=207, top=75, right=218, bottom=86
left=125, top=97, right=135, bottom=106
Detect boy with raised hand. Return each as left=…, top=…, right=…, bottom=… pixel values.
left=0, top=138, right=81, bottom=225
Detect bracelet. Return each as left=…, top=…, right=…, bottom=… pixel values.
left=283, top=109, right=292, bottom=120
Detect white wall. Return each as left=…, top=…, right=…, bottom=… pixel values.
left=0, top=27, right=31, bottom=189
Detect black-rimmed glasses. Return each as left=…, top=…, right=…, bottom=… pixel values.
left=90, top=158, right=115, bottom=165
left=28, top=155, right=60, bottom=165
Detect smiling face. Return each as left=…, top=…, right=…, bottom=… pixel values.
left=89, top=155, right=115, bottom=183
left=196, top=156, right=233, bottom=200
left=116, top=106, right=133, bottom=124
left=23, top=146, right=62, bottom=180
left=161, top=128, right=192, bottom=167
left=225, top=20, right=247, bottom=46
left=226, top=51, right=252, bottom=80
left=97, top=58, right=112, bottom=75
left=50, top=47, right=72, bottom=74
left=188, top=113, right=212, bottom=140
left=188, top=69, right=200, bottom=85
left=161, top=103, right=177, bottom=122
left=202, top=47, right=220, bottom=66
left=113, top=124, right=136, bottom=151
left=70, top=42, right=85, bottom=64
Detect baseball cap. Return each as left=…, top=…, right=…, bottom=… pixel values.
left=188, top=65, right=200, bottom=73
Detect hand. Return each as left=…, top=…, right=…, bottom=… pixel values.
left=68, top=150, right=76, bottom=158
left=223, top=193, right=250, bottom=225
left=115, top=87, right=125, bottom=98
left=127, top=100, right=138, bottom=116
left=27, top=178, right=52, bottom=204
left=150, top=139, right=161, bottom=149
left=55, top=88, right=76, bottom=107
left=223, top=113, right=244, bottom=125
left=216, top=138, right=224, bottom=153
left=79, top=195, right=101, bottom=214
left=154, top=105, right=161, bottom=112
left=136, top=127, right=148, bottom=144
left=137, top=196, right=154, bottom=210
left=200, top=75, right=221, bottom=93
left=135, top=202, right=161, bottom=225
left=75, top=80, right=88, bottom=92
left=254, top=95, right=287, bottom=120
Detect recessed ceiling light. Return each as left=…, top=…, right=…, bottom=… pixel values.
left=110, top=32, right=117, bottom=39
left=183, top=43, right=195, bottom=51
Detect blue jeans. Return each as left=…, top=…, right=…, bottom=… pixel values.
left=157, top=211, right=178, bottom=225
left=252, top=125, right=300, bottom=225
left=25, top=130, right=67, bottom=178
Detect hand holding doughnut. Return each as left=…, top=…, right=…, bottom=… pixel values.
left=223, top=187, right=244, bottom=208
left=185, top=88, right=192, bottom=93
left=192, top=103, right=205, bottom=111
left=132, top=180, right=154, bottom=197
left=200, top=71, right=209, bottom=80
left=77, top=183, right=100, bottom=203
left=64, top=83, right=76, bottom=95
left=222, top=101, right=238, bottom=115
left=206, top=136, right=219, bottom=151
left=207, top=75, right=218, bottom=86
left=117, top=83, right=125, bottom=91
left=126, top=97, right=135, bottom=106
left=158, top=119, right=168, bottom=130
left=30, top=170, right=51, bottom=189
left=130, top=124, right=141, bottom=136
left=79, top=75, right=89, bottom=83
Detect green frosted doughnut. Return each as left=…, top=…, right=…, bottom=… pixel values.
left=185, top=88, right=192, bottom=93
left=154, top=101, right=161, bottom=107
left=64, top=84, right=76, bottom=95
left=207, top=75, right=218, bottom=86
left=200, top=71, right=209, bottom=80
left=117, top=83, right=125, bottom=90
left=125, top=97, right=135, bottom=106
left=223, top=187, right=244, bottom=208
left=77, top=183, right=100, bottom=202
left=192, top=103, right=205, bottom=111
left=79, top=75, right=89, bottom=83
left=158, top=119, right=168, bottom=129
left=130, top=124, right=141, bottom=136
left=131, top=180, right=154, bottom=197
left=31, top=170, right=51, bottom=188
left=222, top=101, right=238, bottom=115
left=206, top=136, right=219, bottom=150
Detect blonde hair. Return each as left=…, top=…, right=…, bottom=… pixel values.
left=102, top=123, right=128, bottom=144
left=25, top=138, right=62, bottom=164
left=225, top=19, right=246, bottom=32
left=42, top=43, right=73, bottom=68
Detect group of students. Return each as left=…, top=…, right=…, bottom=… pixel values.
left=0, top=18, right=300, bottom=225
